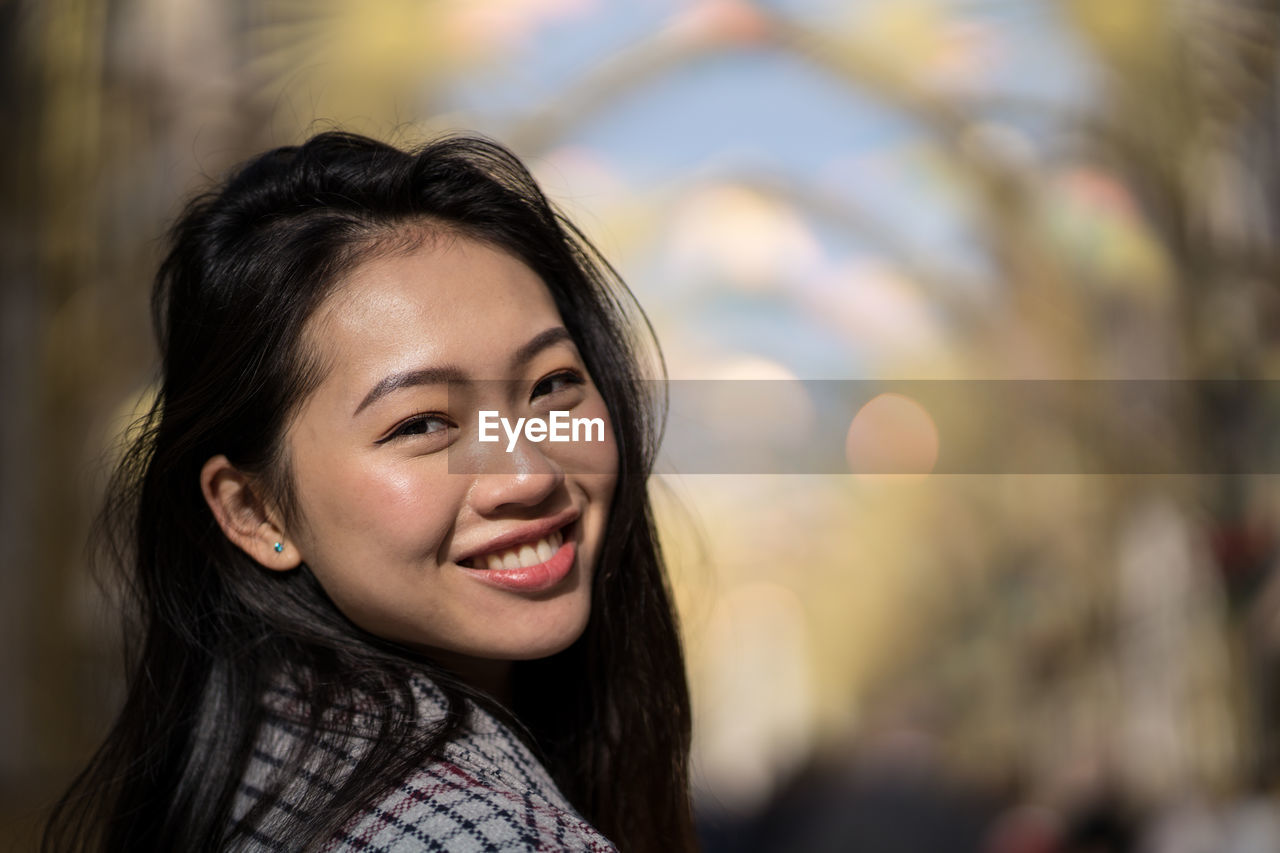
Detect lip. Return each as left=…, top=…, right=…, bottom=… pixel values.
left=458, top=540, right=577, bottom=593
left=452, top=507, right=581, bottom=566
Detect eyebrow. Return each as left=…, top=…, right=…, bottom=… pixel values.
left=354, top=365, right=467, bottom=416
left=512, top=326, right=573, bottom=369
left=353, top=326, right=575, bottom=416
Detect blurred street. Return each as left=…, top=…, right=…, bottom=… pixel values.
left=6, top=1, right=1280, bottom=850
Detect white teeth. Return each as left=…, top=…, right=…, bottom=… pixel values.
left=473, top=532, right=565, bottom=571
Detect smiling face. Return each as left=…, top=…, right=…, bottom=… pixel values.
left=280, top=232, right=617, bottom=674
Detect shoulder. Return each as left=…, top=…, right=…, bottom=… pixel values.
left=235, top=674, right=617, bottom=852
left=328, top=752, right=614, bottom=852
left=329, top=677, right=615, bottom=852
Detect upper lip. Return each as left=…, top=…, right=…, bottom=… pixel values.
left=453, top=507, right=579, bottom=566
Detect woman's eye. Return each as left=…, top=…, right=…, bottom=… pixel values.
left=532, top=370, right=585, bottom=400
left=380, top=414, right=453, bottom=443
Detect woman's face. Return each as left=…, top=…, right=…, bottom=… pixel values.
left=283, top=234, right=617, bottom=668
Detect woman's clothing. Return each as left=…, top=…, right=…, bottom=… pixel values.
left=231, top=675, right=616, bottom=852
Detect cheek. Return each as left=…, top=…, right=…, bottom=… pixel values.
left=294, top=455, right=464, bottom=560
left=568, top=413, right=620, bottom=525
left=591, top=428, right=619, bottom=502
left=549, top=395, right=620, bottom=481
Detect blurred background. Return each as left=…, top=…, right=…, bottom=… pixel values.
left=6, top=0, right=1280, bottom=850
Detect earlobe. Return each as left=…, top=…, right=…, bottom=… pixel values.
left=199, top=455, right=302, bottom=571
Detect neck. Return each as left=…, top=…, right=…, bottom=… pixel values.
left=426, top=651, right=513, bottom=705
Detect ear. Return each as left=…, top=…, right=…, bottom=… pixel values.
left=200, top=454, right=302, bottom=571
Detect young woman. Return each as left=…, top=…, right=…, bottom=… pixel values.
left=43, top=132, right=695, bottom=851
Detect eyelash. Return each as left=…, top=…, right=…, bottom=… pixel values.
left=532, top=369, right=585, bottom=399
left=378, top=413, right=454, bottom=444
left=377, top=371, right=583, bottom=444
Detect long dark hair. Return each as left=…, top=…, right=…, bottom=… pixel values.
left=43, top=132, right=694, bottom=852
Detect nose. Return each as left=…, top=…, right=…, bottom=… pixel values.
left=467, top=437, right=566, bottom=516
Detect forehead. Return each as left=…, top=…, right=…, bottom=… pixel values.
left=308, top=234, right=564, bottom=376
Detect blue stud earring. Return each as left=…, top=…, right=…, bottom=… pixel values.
left=273, top=541, right=284, bottom=553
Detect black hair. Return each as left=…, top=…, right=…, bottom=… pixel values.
left=42, top=132, right=695, bottom=852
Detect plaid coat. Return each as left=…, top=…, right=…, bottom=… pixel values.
left=230, top=676, right=617, bottom=852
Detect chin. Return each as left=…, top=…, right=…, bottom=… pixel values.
left=495, top=601, right=593, bottom=661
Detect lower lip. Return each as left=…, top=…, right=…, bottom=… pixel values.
left=459, top=540, right=577, bottom=593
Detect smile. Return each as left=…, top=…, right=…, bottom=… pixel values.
left=456, top=519, right=579, bottom=593
left=468, top=528, right=564, bottom=571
